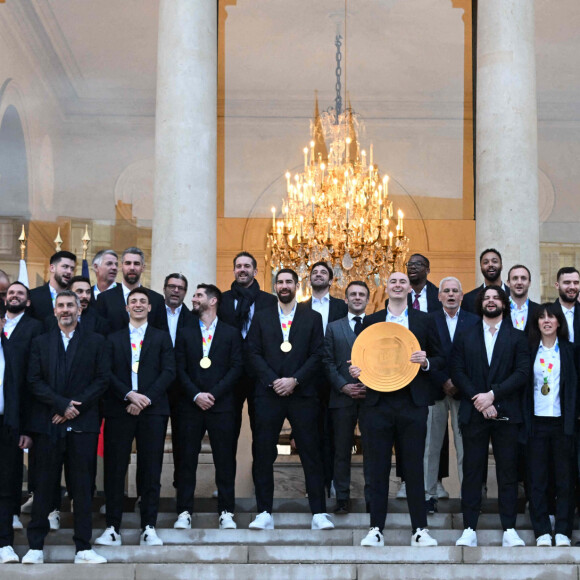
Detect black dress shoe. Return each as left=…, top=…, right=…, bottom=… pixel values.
left=334, top=500, right=350, bottom=514
left=425, top=497, right=438, bottom=515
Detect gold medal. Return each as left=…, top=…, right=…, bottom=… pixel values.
left=280, top=341, right=292, bottom=352
left=132, top=361, right=139, bottom=373
left=200, top=356, right=212, bottom=369
left=541, top=379, right=550, bottom=396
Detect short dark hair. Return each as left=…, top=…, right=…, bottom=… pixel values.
left=507, top=264, right=531, bottom=281
left=55, top=289, right=80, bottom=308
left=69, top=275, right=91, bottom=288
left=475, top=284, right=509, bottom=319
left=529, top=302, right=569, bottom=347
left=127, top=287, right=150, bottom=303
left=310, top=261, right=333, bottom=280
left=6, top=281, right=30, bottom=300
left=164, top=273, right=188, bottom=292
left=479, top=248, right=502, bottom=264
left=50, top=251, right=77, bottom=266
left=345, top=280, right=370, bottom=298
left=275, top=268, right=299, bottom=284
left=557, top=266, right=580, bottom=281
left=233, top=251, right=257, bottom=270
left=197, top=283, right=222, bottom=308
left=409, top=253, right=430, bottom=268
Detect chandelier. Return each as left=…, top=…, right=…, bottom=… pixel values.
left=267, top=34, right=410, bottom=296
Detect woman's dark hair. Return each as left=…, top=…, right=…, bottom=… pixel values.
left=528, top=302, right=569, bottom=348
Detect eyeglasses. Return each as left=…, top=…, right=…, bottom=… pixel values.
left=405, top=261, right=427, bottom=269
left=166, top=284, right=186, bottom=292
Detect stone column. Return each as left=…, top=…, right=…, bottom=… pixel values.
left=151, top=0, right=217, bottom=291
left=475, top=0, right=540, bottom=300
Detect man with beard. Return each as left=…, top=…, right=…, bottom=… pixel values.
left=462, top=249, right=510, bottom=314
left=91, top=250, right=118, bottom=303
left=173, top=284, right=242, bottom=530
left=350, top=272, right=442, bottom=548
left=22, top=291, right=110, bottom=564
left=451, top=286, right=529, bottom=547
left=246, top=269, right=333, bottom=531
left=553, top=267, right=580, bottom=343
left=0, top=282, right=42, bottom=540
left=96, top=247, right=165, bottom=333
left=28, top=251, right=77, bottom=322
left=0, top=270, right=10, bottom=317
left=218, top=252, right=277, bottom=464
left=506, top=265, right=540, bottom=335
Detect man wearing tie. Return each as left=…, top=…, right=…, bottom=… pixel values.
left=246, top=268, right=333, bottom=531
left=451, top=286, right=529, bottom=547
left=506, top=265, right=539, bottom=335
left=173, top=284, right=243, bottom=530
left=95, top=288, right=175, bottom=548
left=406, top=254, right=442, bottom=313
left=323, top=281, right=370, bottom=514
left=425, top=277, right=480, bottom=511
left=553, top=267, right=580, bottom=343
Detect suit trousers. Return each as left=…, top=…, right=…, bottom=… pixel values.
left=527, top=417, right=575, bottom=538
left=233, top=372, right=257, bottom=463
left=254, top=394, right=326, bottom=514
left=0, top=418, right=22, bottom=547
left=330, top=404, right=370, bottom=503
left=360, top=388, right=428, bottom=532
left=27, top=432, right=97, bottom=552
left=176, top=407, right=236, bottom=515
left=461, top=417, right=519, bottom=530
left=104, top=413, right=168, bottom=532
left=424, top=396, right=463, bottom=498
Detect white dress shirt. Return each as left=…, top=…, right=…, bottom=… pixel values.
left=561, top=304, right=575, bottom=343
left=444, top=308, right=460, bottom=341
left=509, top=298, right=529, bottom=331
left=0, top=341, right=5, bottom=415
left=311, top=293, right=331, bottom=334
left=411, top=287, right=428, bottom=312
left=533, top=340, right=561, bottom=417
left=233, top=299, right=255, bottom=339
left=60, top=329, right=75, bottom=351
left=49, top=284, right=58, bottom=307
left=348, top=312, right=365, bottom=333
left=93, top=282, right=117, bottom=300
left=3, top=312, right=24, bottom=339
left=129, top=323, right=147, bottom=391
left=483, top=320, right=502, bottom=366
left=166, top=304, right=182, bottom=346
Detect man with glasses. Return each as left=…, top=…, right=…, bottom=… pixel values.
left=405, top=254, right=442, bottom=314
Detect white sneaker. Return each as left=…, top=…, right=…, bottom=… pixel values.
left=173, top=511, right=192, bottom=529
left=502, top=528, right=525, bottom=547
left=22, top=549, right=44, bottom=564
left=536, top=533, right=552, bottom=547
left=140, top=525, right=163, bottom=546
left=555, top=533, right=571, bottom=547
left=48, top=510, right=60, bottom=531
left=249, top=511, right=274, bottom=530
left=219, top=511, right=237, bottom=530
left=311, top=513, right=334, bottom=530
left=396, top=481, right=407, bottom=499
left=12, top=515, right=23, bottom=530
left=436, top=481, right=449, bottom=499
left=456, top=527, right=477, bottom=547
left=360, top=527, right=384, bottom=547
left=411, top=528, right=438, bottom=547
left=0, top=546, right=19, bottom=563
left=21, top=494, right=33, bottom=514
left=95, top=526, right=122, bottom=546
left=74, top=549, right=107, bottom=564
left=99, top=503, right=106, bottom=515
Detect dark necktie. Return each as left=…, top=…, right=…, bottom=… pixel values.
left=353, top=316, right=363, bottom=336
left=412, top=293, right=421, bottom=310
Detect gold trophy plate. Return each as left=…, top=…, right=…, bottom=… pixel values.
left=351, top=322, right=421, bottom=392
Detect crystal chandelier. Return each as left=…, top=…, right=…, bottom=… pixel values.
left=267, top=35, right=410, bottom=296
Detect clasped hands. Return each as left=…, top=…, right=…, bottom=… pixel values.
left=52, top=400, right=82, bottom=424
left=272, top=377, right=297, bottom=397
left=126, top=392, right=151, bottom=416
left=472, top=391, right=497, bottom=419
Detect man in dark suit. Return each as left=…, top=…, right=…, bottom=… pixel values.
left=28, top=251, right=77, bottom=322
left=22, top=290, right=110, bottom=564
left=462, top=248, right=511, bottom=314
left=406, top=254, right=442, bottom=313
left=173, top=284, right=243, bottom=530
left=323, top=281, right=370, bottom=514
left=350, top=271, right=443, bottom=548
left=95, top=288, right=175, bottom=548
left=218, top=252, right=277, bottom=472
left=553, top=267, right=580, bottom=344
left=425, top=277, right=480, bottom=512
left=246, top=268, right=333, bottom=531
left=2, top=282, right=44, bottom=531
left=451, top=285, right=529, bottom=548
left=506, top=265, right=540, bottom=335
left=0, top=282, right=40, bottom=563
left=96, top=246, right=165, bottom=333
left=90, top=249, right=118, bottom=303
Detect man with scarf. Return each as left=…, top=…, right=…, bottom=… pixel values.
left=218, top=252, right=277, bottom=470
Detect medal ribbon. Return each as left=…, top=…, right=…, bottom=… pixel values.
left=131, top=339, right=143, bottom=369
left=200, top=318, right=218, bottom=358
left=538, top=341, right=559, bottom=394
left=509, top=298, right=528, bottom=330
left=279, top=303, right=297, bottom=342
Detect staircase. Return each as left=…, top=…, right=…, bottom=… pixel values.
left=6, top=497, right=580, bottom=579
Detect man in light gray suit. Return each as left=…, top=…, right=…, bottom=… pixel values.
left=323, top=281, right=371, bottom=514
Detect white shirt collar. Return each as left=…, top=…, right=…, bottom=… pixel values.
left=348, top=312, right=365, bottom=321
left=312, top=293, right=330, bottom=305
left=129, top=322, right=148, bottom=336
left=483, top=319, right=503, bottom=332
left=444, top=308, right=460, bottom=320
left=166, top=304, right=183, bottom=316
